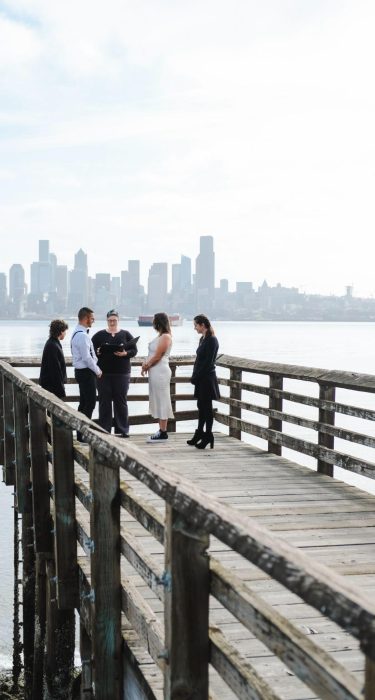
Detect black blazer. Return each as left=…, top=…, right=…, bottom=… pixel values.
left=39, top=337, right=67, bottom=398
left=191, top=335, right=220, bottom=400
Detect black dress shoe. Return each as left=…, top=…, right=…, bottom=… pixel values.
left=187, top=429, right=204, bottom=445
left=195, top=432, right=214, bottom=450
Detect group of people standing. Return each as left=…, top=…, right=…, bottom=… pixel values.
left=39, top=307, right=220, bottom=449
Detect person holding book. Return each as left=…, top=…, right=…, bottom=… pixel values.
left=39, top=319, right=69, bottom=398
left=187, top=313, right=220, bottom=449
left=92, top=310, right=138, bottom=437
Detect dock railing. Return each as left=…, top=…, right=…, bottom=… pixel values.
left=1, top=355, right=375, bottom=699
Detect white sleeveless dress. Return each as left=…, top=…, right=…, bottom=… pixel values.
left=147, top=336, right=174, bottom=420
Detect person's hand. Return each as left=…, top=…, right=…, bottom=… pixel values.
left=97, top=370, right=103, bottom=379
left=97, top=347, right=101, bottom=355
left=114, top=350, right=127, bottom=357
left=141, top=362, right=148, bottom=376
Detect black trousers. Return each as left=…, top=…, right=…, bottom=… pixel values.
left=197, top=395, right=214, bottom=433
left=97, top=373, right=131, bottom=435
left=75, top=368, right=97, bottom=437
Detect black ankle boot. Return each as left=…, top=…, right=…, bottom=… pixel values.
left=187, top=429, right=204, bottom=446
left=195, top=432, right=214, bottom=450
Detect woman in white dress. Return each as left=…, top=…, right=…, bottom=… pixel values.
left=141, top=312, right=174, bottom=442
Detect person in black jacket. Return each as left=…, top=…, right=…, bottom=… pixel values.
left=92, top=310, right=138, bottom=437
left=187, top=314, right=220, bottom=449
left=39, top=319, right=69, bottom=398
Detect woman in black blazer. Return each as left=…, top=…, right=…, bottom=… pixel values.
left=39, top=319, right=69, bottom=398
left=188, top=314, right=220, bottom=449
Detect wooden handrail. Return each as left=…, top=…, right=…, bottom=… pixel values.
left=2, top=356, right=375, bottom=699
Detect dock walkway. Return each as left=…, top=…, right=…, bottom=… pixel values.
left=2, top=354, right=375, bottom=699
left=76, top=432, right=375, bottom=699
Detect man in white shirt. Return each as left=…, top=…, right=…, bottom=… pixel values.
left=71, top=307, right=102, bottom=440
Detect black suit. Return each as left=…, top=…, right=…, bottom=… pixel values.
left=39, top=337, right=67, bottom=398
left=191, top=334, right=220, bottom=433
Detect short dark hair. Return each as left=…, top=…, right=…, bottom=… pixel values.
left=49, top=319, right=68, bottom=338
left=78, top=307, right=94, bottom=321
left=194, top=314, right=215, bottom=336
left=107, top=309, right=119, bottom=318
left=153, top=312, right=171, bottom=335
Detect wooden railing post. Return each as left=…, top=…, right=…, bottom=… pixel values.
left=169, top=364, right=177, bottom=433
left=13, top=385, right=30, bottom=513
left=229, top=368, right=242, bottom=440
left=164, top=505, right=210, bottom=700
left=90, top=447, right=122, bottom=699
left=317, top=383, right=335, bottom=476
left=3, top=375, right=16, bottom=485
left=28, top=399, right=52, bottom=698
left=51, top=415, right=78, bottom=609
left=268, top=374, right=283, bottom=456
left=43, top=415, right=77, bottom=697
left=365, top=656, right=375, bottom=699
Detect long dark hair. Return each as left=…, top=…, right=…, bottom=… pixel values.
left=153, top=312, right=171, bottom=335
left=194, top=314, right=215, bottom=336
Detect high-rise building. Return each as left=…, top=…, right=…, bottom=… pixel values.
left=121, top=260, right=142, bottom=314
left=94, top=273, right=111, bottom=313
left=147, top=263, right=168, bottom=311
left=9, top=264, right=25, bottom=304
left=39, top=240, right=50, bottom=263
left=195, top=236, right=215, bottom=311
left=68, top=248, right=88, bottom=311
left=56, top=265, right=68, bottom=307
left=180, top=255, right=191, bottom=291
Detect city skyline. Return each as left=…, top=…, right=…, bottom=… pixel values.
left=0, top=3, right=375, bottom=297
left=1, top=236, right=375, bottom=322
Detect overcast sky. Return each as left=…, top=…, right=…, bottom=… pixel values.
left=0, top=1, right=374, bottom=296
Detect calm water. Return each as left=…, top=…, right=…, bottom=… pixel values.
left=1, top=320, right=375, bottom=667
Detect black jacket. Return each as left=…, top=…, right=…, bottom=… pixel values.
left=191, top=335, right=220, bottom=400
left=91, top=329, right=138, bottom=374
left=39, top=337, right=67, bottom=398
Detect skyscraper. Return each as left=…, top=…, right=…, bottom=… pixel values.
left=68, top=248, right=88, bottom=311
left=9, top=264, right=25, bottom=304
left=147, top=263, right=168, bottom=311
left=39, top=240, right=49, bottom=263
left=195, top=236, right=215, bottom=311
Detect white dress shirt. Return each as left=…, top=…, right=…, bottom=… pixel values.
left=71, top=324, right=101, bottom=376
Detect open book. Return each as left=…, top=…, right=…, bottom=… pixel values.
left=99, top=336, right=140, bottom=353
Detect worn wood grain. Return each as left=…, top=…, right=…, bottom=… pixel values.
left=164, top=505, right=210, bottom=700
left=51, top=415, right=78, bottom=609
left=90, top=447, right=122, bottom=699
left=13, top=385, right=30, bottom=513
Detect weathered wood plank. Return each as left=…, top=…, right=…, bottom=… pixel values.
left=28, top=400, right=52, bottom=554
left=0, top=373, right=4, bottom=467
left=164, top=505, right=210, bottom=700
left=210, top=558, right=362, bottom=700
left=364, top=656, right=375, bottom=700
left=51, top=415, right=78, bottom=609
left=13, top=385, right=30, bottom=513
left=230, top=368, right=242, bottom=440
left=210, top=627, right=282, bottom=700
left=21, top=510, right=35, bottom=699
left=32, top=553, right=47, bottom=700
left=215, top=411, right=375, bottom=479
left=268, top=375, right=282, bottom=456
left=3, top=375, right=15, bottom=485
left=45, top=558, right=75, bottom=699
left=90, top=447, right=122, bottom=699
left=318, top=384, right=335, bottom=477
left=120, top=481, right=165, bottom=545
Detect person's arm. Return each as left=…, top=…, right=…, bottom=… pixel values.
left=77, top=333, right=102, bottom=376
left=142, top=335, right=171, bottom=373
left=191, top=337, right=218, bottom=382
left=114, top=331, right=138, bottom=359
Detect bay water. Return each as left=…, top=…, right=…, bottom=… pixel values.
left=1, top=320, right=375, bottom=668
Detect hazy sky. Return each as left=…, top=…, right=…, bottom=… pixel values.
left=0, top=1, right=374, bottom=295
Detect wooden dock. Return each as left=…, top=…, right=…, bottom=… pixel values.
left=1, top=355, right=375, bottom=699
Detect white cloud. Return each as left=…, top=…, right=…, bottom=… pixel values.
left=0, top=1, right=374, bottom=295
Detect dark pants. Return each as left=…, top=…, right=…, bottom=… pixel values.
left=75, top=368, right=97, bottom=439
left=197, top=396, right=214, bottom=433
left=97, top=373, right=131, bottom=435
